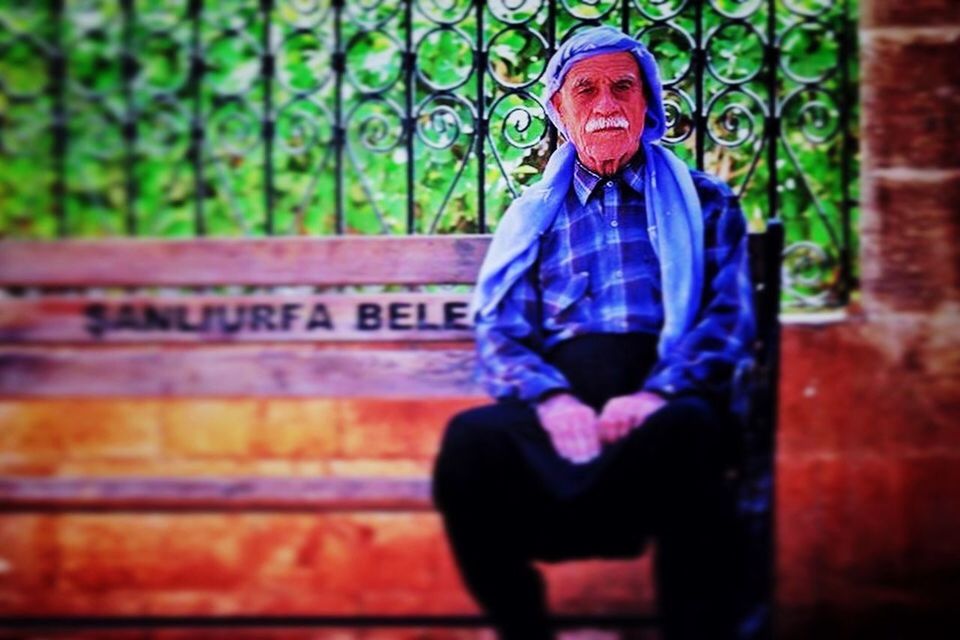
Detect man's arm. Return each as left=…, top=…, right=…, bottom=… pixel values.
left=475, top=261, right=602, bottom=463
left=641, top=172, right=756, bottom=401
left=474, top=258, right=571, bottom=404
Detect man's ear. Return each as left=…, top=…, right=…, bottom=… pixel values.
left=550, top=92, right=564, bottom=122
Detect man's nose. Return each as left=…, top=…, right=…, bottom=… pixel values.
left=593, top=86, right=619, bottom=113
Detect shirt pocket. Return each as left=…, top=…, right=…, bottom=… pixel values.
left=542, top=270, right=591, bottom=331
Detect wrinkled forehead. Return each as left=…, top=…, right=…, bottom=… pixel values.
left=560, top=51, right=643, bottom=89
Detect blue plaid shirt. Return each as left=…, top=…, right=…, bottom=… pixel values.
left=476, top=152, right=754, bottom=405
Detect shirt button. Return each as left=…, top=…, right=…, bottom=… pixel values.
left=615, top=270, right=623, bottom=279
left=605, top=181, right=614, bottom=188
left=610, top=220, right=618, bottom=228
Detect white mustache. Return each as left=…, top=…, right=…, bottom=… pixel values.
left=585, top=115, right=630, bottom=133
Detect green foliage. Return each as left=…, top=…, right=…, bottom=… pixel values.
left=0, top=0, right=858, bottom=305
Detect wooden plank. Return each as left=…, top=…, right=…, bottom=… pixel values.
left=0, top=235, right=492, bottom=287
left=1, top=232, right=769, bottom=288
left=0, top=344, right=483, bottom=397
left=0, top=293, right=474, bottom=343
left=1, top=232, right=770, bottom=287
left=0, top=476, right=434, bottom=512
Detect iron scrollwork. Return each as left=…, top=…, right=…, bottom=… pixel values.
left=0, top=0, right=857, bottom=307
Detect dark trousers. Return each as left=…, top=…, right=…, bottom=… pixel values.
left=432, top=333, right=743, bottom=639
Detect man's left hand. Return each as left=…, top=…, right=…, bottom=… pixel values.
left=597, top=391, right=667, bottom=444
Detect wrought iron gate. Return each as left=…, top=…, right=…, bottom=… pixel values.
left=0, top=0, right=857, bottom=307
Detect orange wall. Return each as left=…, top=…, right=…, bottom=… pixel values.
left=776, top=319, right=959, bottom=637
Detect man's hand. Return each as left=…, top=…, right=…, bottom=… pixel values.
left=597, top=391, right=667, bottom=444
left=535, top=392, right=601, bottom=464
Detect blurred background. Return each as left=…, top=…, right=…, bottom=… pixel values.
left=1, top=0, right=958, bottom=639
left=0, top=0, right=857, bottom=308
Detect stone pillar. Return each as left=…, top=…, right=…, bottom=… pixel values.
left=858, top=1, right=960, bottom=467
left=860, top=0, right=960, bottom=315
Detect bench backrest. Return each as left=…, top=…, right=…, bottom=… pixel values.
left=0, top=228, right=782, bottom=518
left=0, top=226, right=781, bottom=400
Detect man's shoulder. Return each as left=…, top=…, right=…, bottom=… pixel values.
left=687, top=169, right=742, bottom=228
left=686, top=169, right=748, bottom=242
left=688, top=168, right=736, bottom=203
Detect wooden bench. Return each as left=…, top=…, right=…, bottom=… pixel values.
left=0, top=224, right=783, bottom=635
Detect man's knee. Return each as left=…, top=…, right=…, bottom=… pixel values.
left=648, top=396, right=723, bottom=443
left=631, top=395, right=729, bottom=476
left=659, top=394, right=716, bottom=425
left=432, top=404, right=514, bottom=509
left=437, top=406, right=502, bottom=465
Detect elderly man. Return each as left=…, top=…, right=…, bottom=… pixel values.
left=432, top=26, right=755, bottom=640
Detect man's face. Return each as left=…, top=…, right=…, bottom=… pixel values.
left=550, top=51, right=647, bottom=176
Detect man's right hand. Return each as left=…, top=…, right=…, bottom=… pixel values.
left=534, top=392, right=601, bottom=464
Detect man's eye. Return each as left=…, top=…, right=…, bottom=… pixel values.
left=615, top=82, right=633, bottom=91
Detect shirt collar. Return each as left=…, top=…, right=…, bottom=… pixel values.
left=571, top=147, right=646, bottom=206
left=572, top=159, right=603, bottom=206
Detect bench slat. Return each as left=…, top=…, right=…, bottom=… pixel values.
left=0, top=293, right=474, bottom=343
left=0, top=477, right=434, bottom=512
left=1, top=232, right=768, bottom=288
left=0, top=236, right=491, bottom=287
left=0, top=345, right=482, bottom=397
